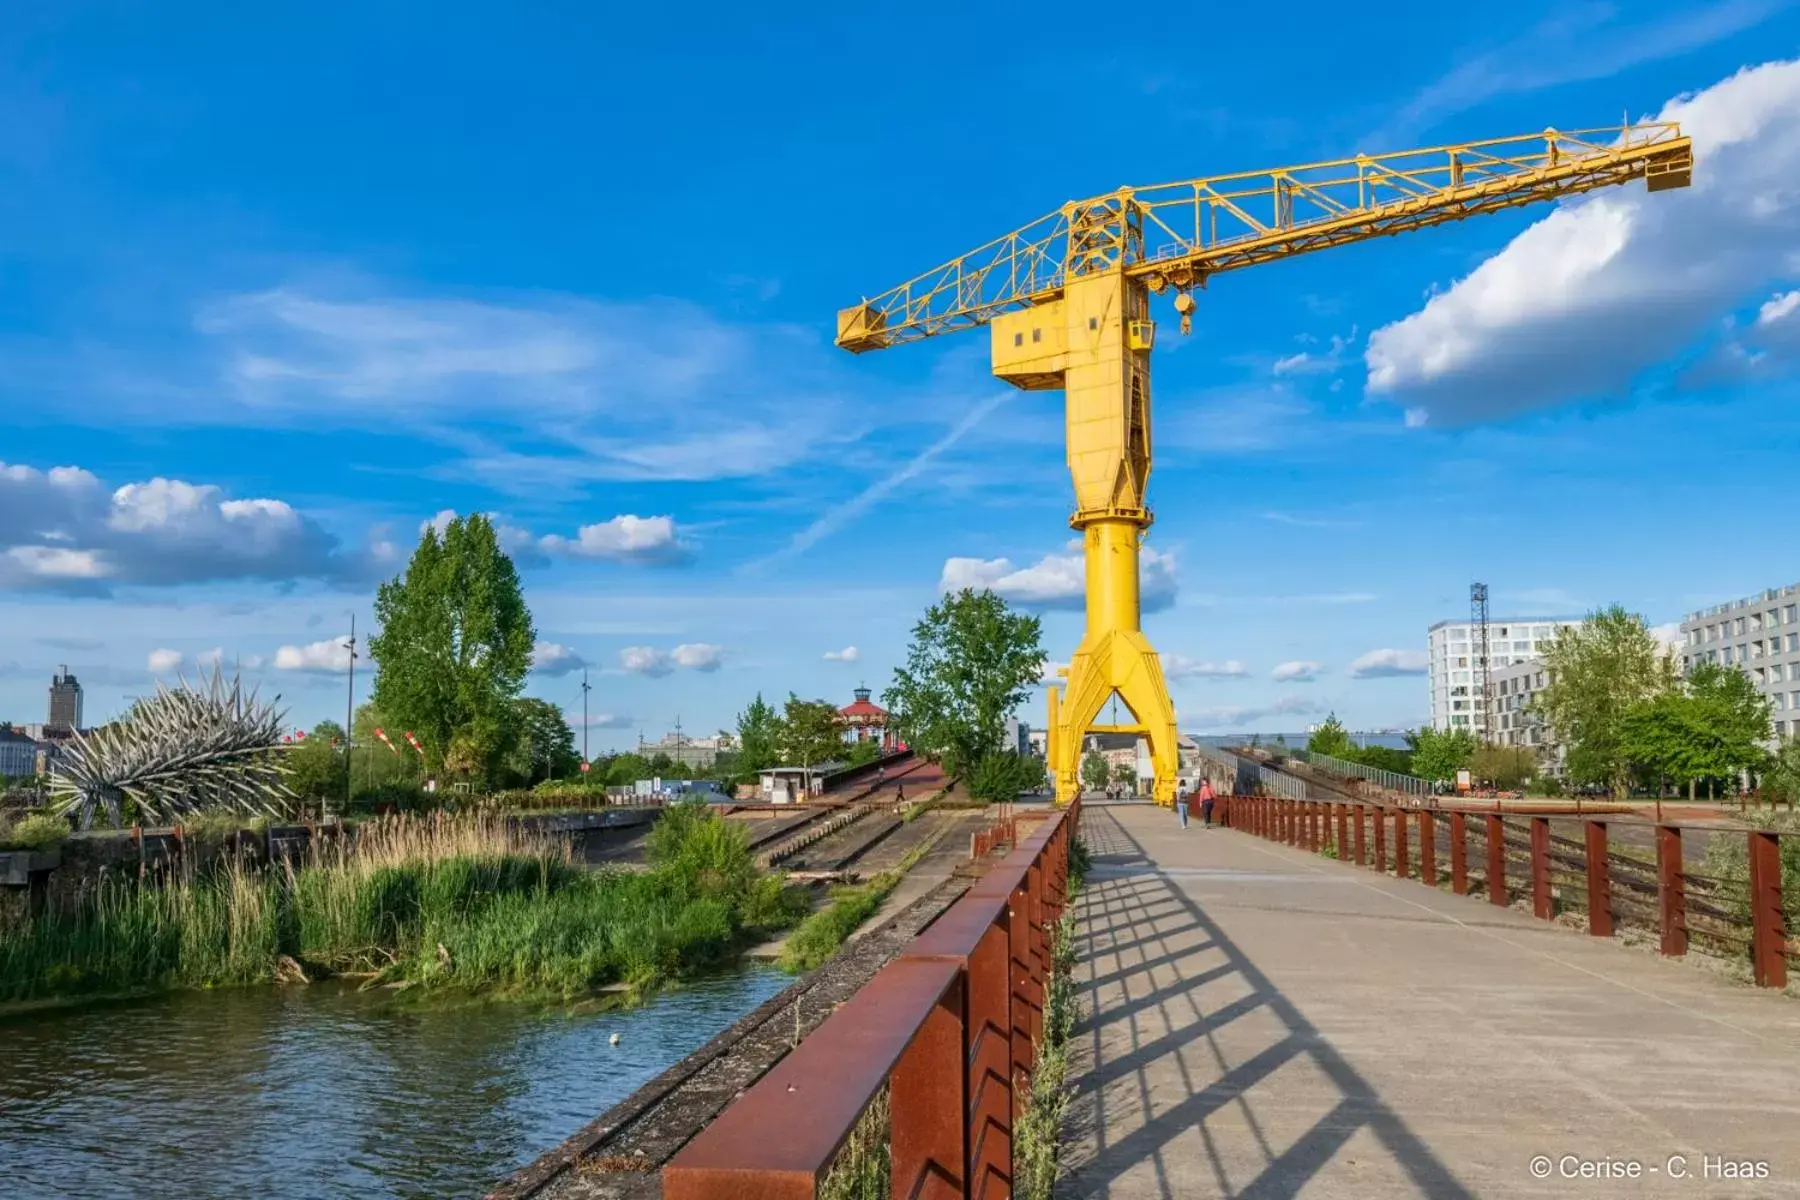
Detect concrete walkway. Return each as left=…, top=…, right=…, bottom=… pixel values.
left=1061, top=804, right=1800, bottom=1199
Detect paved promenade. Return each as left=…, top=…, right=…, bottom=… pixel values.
left=1061, top=804, right=1800, bottom=1198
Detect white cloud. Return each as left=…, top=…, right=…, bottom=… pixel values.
left=192, top=287, right=859, bottom=491
left=1164, top=655, right=1248, bottom=680
left=671, top=643, right=724, bottom=672
left=1187, top=694, right=1325, bottom=730
left=620, top=646, right=673, bottom=677
left=1367, top=58, right=1800, bottom=424
left=824, top=646, right=861, bottom=662
left=531, top=641, right=588, bottom=677
left=1349, top=649, right=1429, bottom=679
left=1272, top=660, right=1323, bottom=682
left=0, top=460, right=373, bottom=594
left=939, top=546, right=1178, bottom=613
left=539, top=515, right=690, bottom=565
left=573, top=712, right=635, bottom=730
left=147, top=648, right=183, bottom=673
left=1272, top=330, right=1355, bottom=377
left=1650, top=622, right=1685, bottom=651
left=275, top=637, right=353, bottom=673
left=1039, top=660, right=1070, bottom=686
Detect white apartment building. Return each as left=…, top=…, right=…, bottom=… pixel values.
left=1428, top=616, right=1582, bottom=737
left=1680, top=581, right=1800, bottom=741
left=1491, top=657, right=1568, bottom=774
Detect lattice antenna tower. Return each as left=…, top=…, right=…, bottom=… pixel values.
left=1470, top=582, right=1492, bottom=744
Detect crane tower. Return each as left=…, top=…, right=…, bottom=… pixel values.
left=837, top=125, right=1691, bottom=807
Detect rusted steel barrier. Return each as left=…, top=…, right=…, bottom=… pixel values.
left=1228, top=796, right=1792, bottom=990
left=663, top=803, right=1078, bottom=1200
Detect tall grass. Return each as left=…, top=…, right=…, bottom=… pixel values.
left=0, top=806, right=804, bottom=1004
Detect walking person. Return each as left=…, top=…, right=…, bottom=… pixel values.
left=1175, top=783, right=1189, bottom=829
left=1199, top=777, right=1217, bottom=828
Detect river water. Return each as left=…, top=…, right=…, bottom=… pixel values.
left=0, top=968, right=789, bottom=1199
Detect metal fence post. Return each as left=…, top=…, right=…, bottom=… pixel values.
left=1394, top=808, right=1409, bottom=879
left=967, top=922, right=1012, bottom=1199
left=1420, top=811, right=1436, bottom=887
left=1336, top=803, right=1348, bottom=859
left=1656, top=824, right=1687, bottom=958
left=1584, top=820, right=1612, bottom=937
left=1450, top=810, right=1467, bottom=895
left=1749, top=830, right=1787, bottom=990
left=1487, top=814, right=1506, bottom=907
left=1530, top=816, right=1551, bottom=920
left=1008, top=882, right=1036, bottom=1120
left=1353, top=804, right=1366, bottom=866
left=1373, top=808, right=1387, bottom=873
left=891, top=972, right=967, bottom=1200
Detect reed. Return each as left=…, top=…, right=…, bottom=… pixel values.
left=0, top=806, right=800, bottom=1004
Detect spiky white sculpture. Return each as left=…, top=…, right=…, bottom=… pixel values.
left=50, top=668, right=299, bottom=829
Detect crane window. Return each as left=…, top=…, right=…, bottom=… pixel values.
left=1089, top=317, right=1098, bottom=330
left=1031, top=328, right=1041, bottom=343
left=1014, top=333, right=1023, bottom=347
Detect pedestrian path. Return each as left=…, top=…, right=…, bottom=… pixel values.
left=1061, top=804, right=1800, bottom=1198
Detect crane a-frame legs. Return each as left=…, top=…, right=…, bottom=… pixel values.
left=1043, top=523, right=1180, bottom=807
left=992, top=257, right=1180, bottom=808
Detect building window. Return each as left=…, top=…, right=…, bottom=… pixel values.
left=1779, top=721, right=1789, bottom=736
left=1788, top=605, right=1797, bottom=624
left=1755, top=668, right=1767, bottom=686
left=1776, top=694, right=1788, bottom=711
left=1774, top=664, right=1786, bottom=683
left=1452, top=715, right=1468, bottom=726
left=1790, top=633, right=1799, bottom=653
left=1738, top=617, right=1747, bottom=635
left=1752, top=613, right=1764, bottom=632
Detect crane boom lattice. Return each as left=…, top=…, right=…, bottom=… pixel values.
left=837, top=124, right=1690, bottom=352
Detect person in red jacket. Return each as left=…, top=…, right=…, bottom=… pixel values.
left=1198, top=778, right=1217, bottom=827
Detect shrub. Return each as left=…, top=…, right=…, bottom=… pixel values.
left=3, top=812, right=71, bottom=851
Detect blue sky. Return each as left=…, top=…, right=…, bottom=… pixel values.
left=2, top=1, right=1799, bottom=747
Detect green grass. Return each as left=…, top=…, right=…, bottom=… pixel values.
left=0, top=805, right=806, bottom=1005
left=0, top=812, right=71, bottom=851
left=779, top=874, right=899, bottom=973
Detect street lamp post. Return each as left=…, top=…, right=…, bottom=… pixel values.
left=339, top=613, right=357, bottom=822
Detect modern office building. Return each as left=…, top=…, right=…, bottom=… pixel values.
left=48, top=667, right=82, bottom=731
left=0, top=728, right=36, bottom=779
left=1428, top=617, right=1582, bottom=738
left=1680, top=581, right=1800, bottom=740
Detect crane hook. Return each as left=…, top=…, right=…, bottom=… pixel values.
left=1173, top=291, right=1195, bottom=336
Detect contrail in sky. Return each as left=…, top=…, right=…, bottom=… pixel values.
left=745, top=392, right=1011, bottom=572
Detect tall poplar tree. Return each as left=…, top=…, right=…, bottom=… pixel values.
left=369, top=514, right=535, bottom=785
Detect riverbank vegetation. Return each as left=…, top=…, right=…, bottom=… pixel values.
left=0, top=804, right=805, bottom=1006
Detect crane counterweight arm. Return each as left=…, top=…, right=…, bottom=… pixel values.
left=836, top=123, right=1691, bottom=353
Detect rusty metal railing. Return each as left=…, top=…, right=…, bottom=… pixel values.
left=1218, top=794, right=1791, bottom=990
left=663, top=802, right=1078, bottom=1200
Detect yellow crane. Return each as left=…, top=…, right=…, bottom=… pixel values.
left=837, top=124, right=1692, bottom=808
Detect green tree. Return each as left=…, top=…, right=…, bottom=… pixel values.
left=1350, top=745, right=1415, bottom=775
left=508, top=697, right=580, bottom=786
left=735, top=694, right=781, bottom=774
left=776, top=695, right=844, bottom=767
left=1110, top=761, right=1136, bottom=788
left=1081, top=750, right=1109, bottom=793
left=1621, top=690, right=1704, bottom=797
left=1307, top=714, right=1355, bottom=760
left=1409, top=726, right=1476, bottom=783
left=285, top=721, right=346, bottom=806
left=1765, top=737, right=1800, bottom=806
left=605, top=752, right=650, bottom=787
left=968, top=751, right=1046, bottom=804
left=1687, top=661, right=1772, bottom=783
left=883, top=588, right=1044, bottom=776
left=369, top=513, right=536, bottom=787
left=1470, top=744, right=1535, bottom=790
left=1535, top=606, right=1677, bottom=800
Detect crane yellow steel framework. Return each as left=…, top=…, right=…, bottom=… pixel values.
left=837, top=124, right=1692, bottom=808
